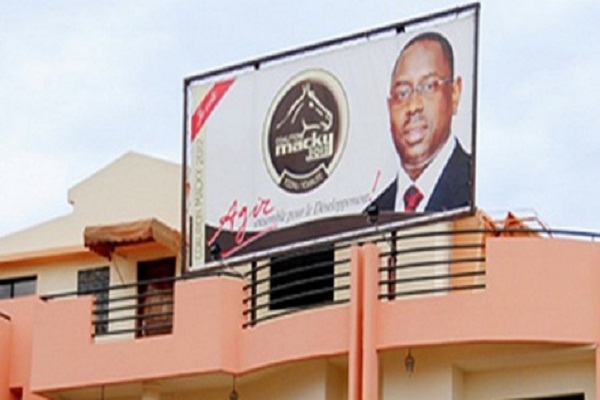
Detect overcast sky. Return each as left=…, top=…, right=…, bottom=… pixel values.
left=1, top=0, right=598, bottom=237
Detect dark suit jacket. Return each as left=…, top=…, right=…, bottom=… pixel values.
left=371, top=140, right=472, bottom=212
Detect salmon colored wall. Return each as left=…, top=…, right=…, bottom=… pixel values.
left=376, top=238, right=600, bottom=349
left=239, top=304, right=349, bottom=373
left=0, top=297, right=46, bottom=400
left=24, top=237, right=600, bottom=396
left=30, top=277, right=243, bottom=392
left=348, top=246, right=362, bottom=400
left=0, top=312, right=10, bottom=400
left=30, top=274, right=352, bottom=393
left=362, top=245, right=379, bottom=400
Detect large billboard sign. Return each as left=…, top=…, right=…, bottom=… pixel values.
left=184, top=4, right=479, bottom=267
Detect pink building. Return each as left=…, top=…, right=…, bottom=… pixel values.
left=0, top=153, right=598, bottom=400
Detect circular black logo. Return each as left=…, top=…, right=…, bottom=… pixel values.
left=263, top=70, right=348, bottom=193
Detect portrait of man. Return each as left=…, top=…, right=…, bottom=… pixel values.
left=371, top=31, right=473, bottom=213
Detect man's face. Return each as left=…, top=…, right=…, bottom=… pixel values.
left=388, top=40, right=462, bottom=177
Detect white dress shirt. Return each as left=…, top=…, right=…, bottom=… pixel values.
left=394, top=137, right=457, bottom=212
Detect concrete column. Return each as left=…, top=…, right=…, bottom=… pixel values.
left=348, top=245, right=363, bottom=400
left=362, top=244, right=380, bottom=400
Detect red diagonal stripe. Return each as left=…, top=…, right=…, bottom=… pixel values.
left=191, top=78, right=235, bottom=141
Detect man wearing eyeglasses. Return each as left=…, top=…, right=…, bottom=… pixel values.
left=371, top=31, right=472, bottom=213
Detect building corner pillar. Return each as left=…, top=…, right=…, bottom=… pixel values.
left=349, top=245, right=363, bottom=400
left=362, top=243, right=380, bottom=400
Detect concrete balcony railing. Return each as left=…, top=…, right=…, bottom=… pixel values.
left=40, top=212, right=599, bottom=338
left=21, top=213, right=599, bottom=399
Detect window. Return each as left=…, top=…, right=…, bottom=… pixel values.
left=78, top=267, right=110, bottom=335
left=0, top=276, right=36, bottom=299
left=269, top=246, right=334, bottom=310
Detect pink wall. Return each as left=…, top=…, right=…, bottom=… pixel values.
left=23, top=237, right=600, bottom=396
left=239, top=305, right=349, bottom=373
left=30, top=277, right=244, bottom=392
left=30, top=275, right=352, bottom=393
left=376, top=238, right=600, bottom=349
left=0, top=297, right=48, bottom=400
left=0, top=312, right=10, bottom=400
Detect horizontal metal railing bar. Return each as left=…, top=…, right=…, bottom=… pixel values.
left=373, top=228, right=599, bottom=246
left=264, top=270, right=350, bottom=296
left=93, top=294, right=138, bottom=306
left=139, top=324, right=173, bottom=334
left=222, top=229, right=363, bottom=272
left=504, top=228, right=600, bottom=239
left=35, top=224, right=598, bottom=332
left=92, top=304, right=127, bottom=315
left=379, top=256, right=486, bottom=272
left=183, top=267, right=245, bottom=280
left=243, top=257, right=350, bottom=289
left=243, top=284, right=351, bottom=316
left=94, top=288, right=174, bottom=307
left=93, top=298, right=174, bottom=315
left=241, top=226, right=598, bottom=326
left=93, top=309, right=173, bottom=325
left=39, top=227, right=597, bottom=300
left=243, top=246, right=351, bottom=278
left=383, top=283, right=486, bottom=298
left=248, top=258, right=350, bottom=289
left=242, top=298, right=350, bottom=328
left=380, top=269, right=485, bottom=286
left=244, top=286, right=349, bottom=316
left=42, top=275, right=181, bottom=301
left=373, top=228, right=487, bottom=245
left=379, top=242, right=485, bottom=259
left=246, top=245, right=335, bottom=275
left=38, top=228, right=597, bottom=301
left=246, top=259, right=333, bottom=283
left=136, top=298, right=174, bottom=310
left=92, top=322, right=173, bottom=338
left=243, top=271, right=351, bottom=304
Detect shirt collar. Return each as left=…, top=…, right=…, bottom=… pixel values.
left=395, top=136, right=456, bottom=212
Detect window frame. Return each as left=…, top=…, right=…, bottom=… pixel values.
left=77, top=266, right=110, bottom=335
left=0, top=276, right=37, bottom=300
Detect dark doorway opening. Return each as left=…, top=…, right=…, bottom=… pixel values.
left=137, top=258, right=175, bottom=337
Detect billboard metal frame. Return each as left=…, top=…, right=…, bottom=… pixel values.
left=181, top=2, right=480, bottom=272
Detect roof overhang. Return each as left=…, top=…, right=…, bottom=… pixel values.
left=84, top=218, right=181, bottom=259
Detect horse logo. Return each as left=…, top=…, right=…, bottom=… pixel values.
left=274, top=82, right=333, bottom=135
left=264, top=69, right=348, bottom=194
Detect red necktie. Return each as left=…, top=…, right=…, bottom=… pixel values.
left=403, top=185, right=423, bottom=212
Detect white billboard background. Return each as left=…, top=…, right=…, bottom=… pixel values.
left=188, top=11, right=476, bottom=265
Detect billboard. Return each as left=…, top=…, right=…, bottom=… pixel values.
left=184, top=4, right=479, bottom=267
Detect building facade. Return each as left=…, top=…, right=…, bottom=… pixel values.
left=0, top=152, right=598, bottom=400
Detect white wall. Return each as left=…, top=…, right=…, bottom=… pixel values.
left=0, top=152, right=181, bottom=256
left=175, top=359, right=340, bottom=400
left=381, top=345, right=595, bottom=400
left=465, top=359, right=594, bottom=400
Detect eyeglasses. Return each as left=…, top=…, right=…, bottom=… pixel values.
left=389, top=77, right=452, bottom=102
